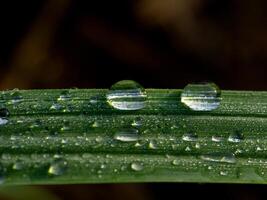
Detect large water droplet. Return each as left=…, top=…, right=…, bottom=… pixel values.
left=106, top=80, right=147, bottom=110
left=114, top=128, right=139, bottom=142
left=200, top=153, right=236, bottom=164
left=182, top=133, right=198, bottom=142
left=48, top=158, right=68, bottom=176
left=181, top=82, right=221, bottom=111
left=0, top=118, right=8, bottom=126
left=131, top=162, right=144, bottom=171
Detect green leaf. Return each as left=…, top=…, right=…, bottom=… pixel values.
left=0, top=88, right=267, bottom=185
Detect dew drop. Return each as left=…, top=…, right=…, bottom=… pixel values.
left=12, top=160, right=24, bottom=170
left=148, top=140, right=157, bottom=149
left=181, top=82, right=221, bottom=111
left=200, top=153, right=236, bottom=164
left=228, top=132, right=244, bottom=143
left=131, top=162, right=144, bottom=171
left=0, top=118, right=8, bottom=126
left=182, top=133, right=198, bottom=142
left=50, top=103, right=62, bottom=111
left=48, top=158, right=68, bottom=176
left=212, top=135, right=223, bottom=142
left=9, top=90, right=23, bottom=105
left=92, top=121, right=100, bottom=128
left=172, top=159, right=179, bottom=166
left=114, top=128, right=139, bottom=142
left=57, top=90, right=71, bottom=101
left=131, top=117, right=142, bottom=127
left=106, top=80, right=147, bottom=110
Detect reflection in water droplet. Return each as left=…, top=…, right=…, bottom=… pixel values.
left=228, top=132, right=244, bottom=143
left=182, top=133, right=198, bottom=142
left=181, top=82, right=221, bottom=111
left=48, top=158, right=68, bottom=176
left=106, top=80, right=147, bottom=110
left=131, top=162, right=144, bottom=171
left=114, top=128, right=139, bottom=142
left=200, top=153, right=236, bottom=164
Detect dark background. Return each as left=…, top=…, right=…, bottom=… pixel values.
left=0, top=0, right=267, bottom=199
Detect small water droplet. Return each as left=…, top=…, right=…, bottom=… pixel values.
left=220, top=171, right=228, bottom=176
left=106, top=80, right=147, bottom=110
left=48, top=158, right=68, bottom=176
left=148, top=140, right=157, bottom=149
left=0, top=118, right=8, bottom=126
left=8, top=90, right=23, bottom=105
left=200, top=153, right=236, bottom=164
left=228, top=132, right=244, bottom=143
left=29, top=119, right=42, bottom=129
left=114, top=128, right=139, bottom=142
left=182, top=133, right=198, bottom=142
left=181, top=82, right=221, bottom=111
left=12, top=160, right=24, bottom=170
left=172, top=159, right=179, bottom=166
left=212, top=135, right=223, bottom=142
left=92, top=121, right=100, bottom=128
left=50, top=103, right=62, bottom=111
left=131, top=117, right=142, bottom=127
left=57, top=90, right=71, bottom=101
left=131, top=162, right=144, bottom=171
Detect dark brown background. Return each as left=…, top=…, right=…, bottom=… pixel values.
left=0, top=0, right=266, bottom=199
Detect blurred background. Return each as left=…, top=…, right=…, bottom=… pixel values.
left=0, top=0, right=267, bottom=199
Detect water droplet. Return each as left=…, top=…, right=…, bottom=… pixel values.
left=0, top=118, right=8, bottom=126
left=60, top=120, right=70, bottom=132
left=106, top=80, right=147, bottom=110
left=182, top=133, right=198, bottom=142
left=172, top=159, right=179, bottom=166
left=181, top=82, right=221, bottom=111
left=148, top=140, right=157, bottom=149
left=212, top=135, right=223, bottom=142
left=131, top=162, right=144, bottom=171
left=200, top=153, right=236, bottom=164
left=58, top=90, right=71, bottom=101
left=92, top=121, right=100, bottom=128
left=50, top=103, right=62, bottom=111
left=228, top=132, right=244, bottom=143
left=12, top=160, right=24, bottom=170
left=29, top=119, right=42, bottom=129
left=48, top=158, right=68, bottom=176
left=114, top=128, right=139, bottom=142
left=9, top=90, right=23, bottom=104
left=131, top=117, right=142, bottom=127
left=220, top=171, right=228, bottom=176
